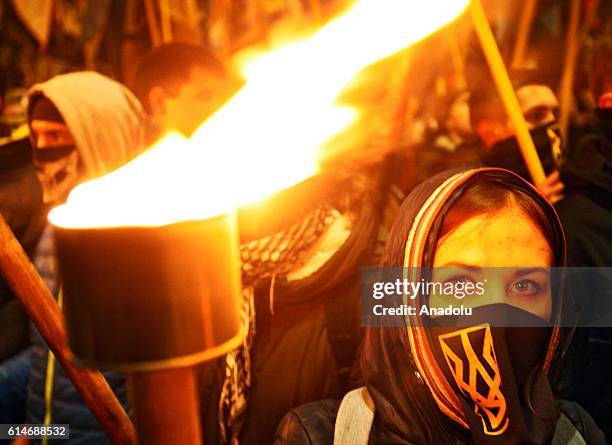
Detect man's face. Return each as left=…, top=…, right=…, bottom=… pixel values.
left=31, top=119, right=74, bottom=149
left=31, top=119, right=80, bottom=204
left=151, top=67, right=232, bottom=136
left=516, top=84, right=559, bottom=128
left=475, top=84, right=560, bottom=150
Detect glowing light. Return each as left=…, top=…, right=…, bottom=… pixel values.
left=50, top=0, right=468, bottom=229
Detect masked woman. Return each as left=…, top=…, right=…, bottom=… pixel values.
left=275, top=167, right=606, bottom=445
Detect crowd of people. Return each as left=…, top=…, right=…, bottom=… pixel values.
left=0, top=2, right=611, bottom=445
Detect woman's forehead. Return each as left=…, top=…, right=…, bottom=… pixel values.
left=433, top=210, right=552, bottom=268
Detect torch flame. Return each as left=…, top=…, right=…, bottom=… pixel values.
left=50, top=0, right=468, bottom=229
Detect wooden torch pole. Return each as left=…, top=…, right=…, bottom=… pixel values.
left=158, top=0, right=173, bottom=43
left=0, top=216, right=136, bottom=445
left=449, top=33, right=467, bottom=91
left=144, top=0, right=162, bottom=48
left=469, top=0, right=546, bottom=185
left=558, top=0, right=581, bottom=141
left=510, top=0, right=538, bottom=69
left=127, top=368, right=203, bottom=445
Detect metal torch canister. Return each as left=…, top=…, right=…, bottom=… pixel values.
left=52, top=211, right=243, bottom=371
left=53, top=211, right=243, bottom=444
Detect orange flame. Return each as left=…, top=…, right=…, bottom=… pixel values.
left=50, top=0, right=468, bottom=229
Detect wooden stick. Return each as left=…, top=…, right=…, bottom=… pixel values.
left=469, top=0, right=546, bottom=185
left=181, top=0, right=199, bottom=30
left=388, top=53, right=418, bottom=192
left=580, top=0, right=599, bottom=37
left=127, top=367, right=202, bottom=445
left=388, top=54, right=414, bottom=149
left=511, top=0, right=538, bottom=68
left=558, top=0, right=581, bottom=141
left=448, top=32, right=467, bottom=91
left=144, top=0, right=162, bottom=48
left=158, top=0, right=173, bottom=43
left=0, top=216, right=136, bottom=445
left=179, top=0, right=202, bottom=43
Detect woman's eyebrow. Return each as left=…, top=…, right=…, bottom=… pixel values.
left=513, top=267, right=550, bottom=277
left=438, top=262, right=481, bottom=272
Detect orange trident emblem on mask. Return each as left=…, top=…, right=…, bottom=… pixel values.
left=438, top=324, right=509, bottom=435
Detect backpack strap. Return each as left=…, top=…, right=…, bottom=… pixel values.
left=334, top=386, right=375, bottom=445
left=552, top=412, right=588, bottom=445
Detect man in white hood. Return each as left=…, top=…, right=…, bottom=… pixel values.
left=28, top=71, right=154, bottom=205
left=24, top=71, right=153, bottom=444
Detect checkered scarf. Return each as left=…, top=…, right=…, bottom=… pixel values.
left=219, top=206, right=339, bottom=443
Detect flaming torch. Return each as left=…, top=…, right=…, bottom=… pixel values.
left=48, top=0, right=469, bottom=443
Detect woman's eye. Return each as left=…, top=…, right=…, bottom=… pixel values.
left=510, top=279, right=542, bottom=296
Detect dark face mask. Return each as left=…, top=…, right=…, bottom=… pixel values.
left=595, top=108, right=612, bottom=140
left=429, top=304, right=557, bottom=444
left=33, top=147, right=80, bottom=205
left=481, top=123, right=563, bottom=181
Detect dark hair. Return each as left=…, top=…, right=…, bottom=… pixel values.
left=132, top=42, right=232, bottom=112
left=437, top=172, right=558, bottom=256
left=383, top=170, right=563, bottom=269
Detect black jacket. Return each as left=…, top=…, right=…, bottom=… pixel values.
left=273, top=399, right=607, bottom=445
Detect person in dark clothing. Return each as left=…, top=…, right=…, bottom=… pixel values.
left=131, top=42, right=394, bottom=445
left=554, top=35, right=612, bottom=441
left=557, top=112, right=611, bottom=268
left=197, top=162, right=402, bottom=445
left=275, top=168, right=606, bottom=445
left=557, top=31, right=612, bottom=269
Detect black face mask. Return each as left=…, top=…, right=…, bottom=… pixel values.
left=595, top=108, right=612, bottom=141
left=429, top=304, right=557, bottom=444
left=481, top=123, right=563, bottom=181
